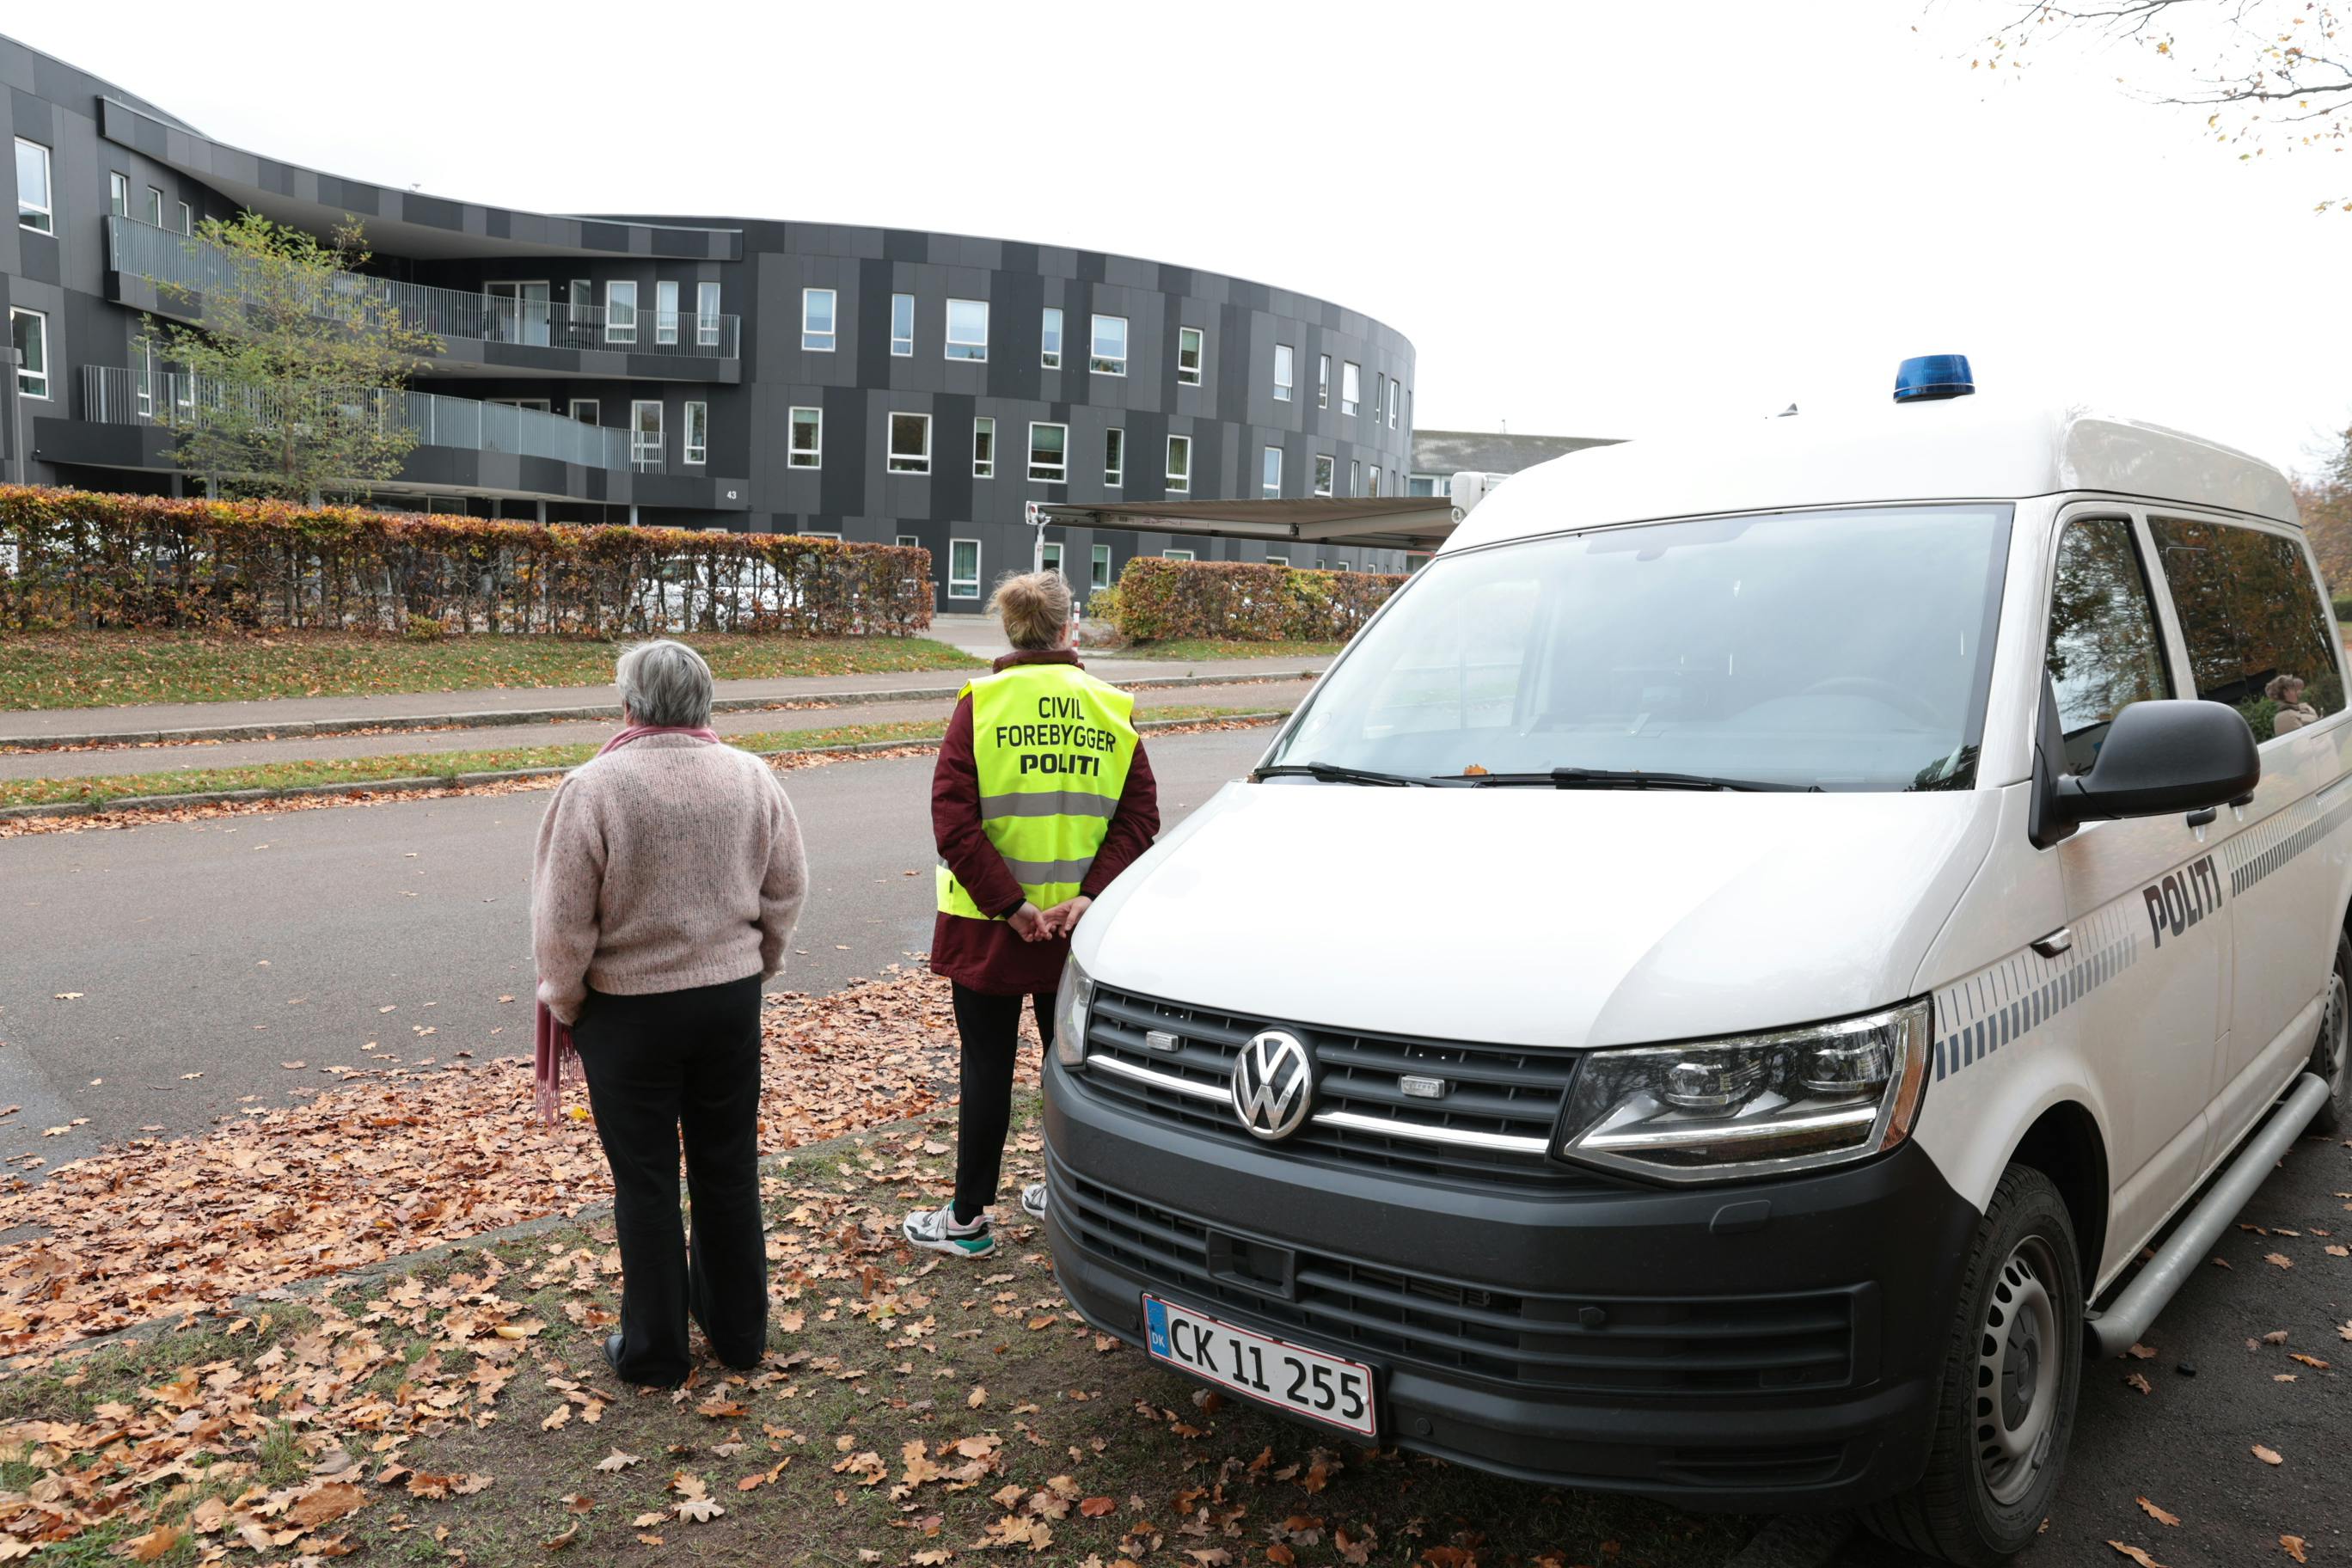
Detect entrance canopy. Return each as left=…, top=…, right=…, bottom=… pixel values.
left=1029, top=497, right=1460, bottom=554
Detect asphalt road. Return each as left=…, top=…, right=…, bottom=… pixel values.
left=0, top=726, right=1272, bottom=1167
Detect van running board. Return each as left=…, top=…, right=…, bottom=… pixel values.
left=2086, top=1070, right=2332, bottom=1359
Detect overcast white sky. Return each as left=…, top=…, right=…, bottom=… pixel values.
left=14, top=0, right=2349, bottom=473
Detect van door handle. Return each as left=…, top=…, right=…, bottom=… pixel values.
left=2185, top=806, right=2217, bottom=828
left=2030, top=928, right=2073, bottom=959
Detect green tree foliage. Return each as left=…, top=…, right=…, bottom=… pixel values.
left=150, top=214, right=439, bottom=501
left=2300, top=425, right=2352, bottom=591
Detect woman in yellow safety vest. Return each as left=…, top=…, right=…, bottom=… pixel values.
left=903, top=570, right=1160, bottom=1258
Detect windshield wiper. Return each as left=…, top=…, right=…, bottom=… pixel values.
left=1458, top=767, right=1813, bottom=793
left=1253, top=762, right=1443, bottom=787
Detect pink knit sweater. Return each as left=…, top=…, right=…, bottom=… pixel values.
left=530, top=736, right=807, bottom=1025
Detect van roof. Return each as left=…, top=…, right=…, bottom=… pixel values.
left=1442, top=399, right=2300, bottom=554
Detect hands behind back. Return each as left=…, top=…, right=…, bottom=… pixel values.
left=1008, top=896, right=1093, bottom=942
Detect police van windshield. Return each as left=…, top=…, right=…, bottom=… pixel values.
left=1267, top=504, right=2013, bottom=792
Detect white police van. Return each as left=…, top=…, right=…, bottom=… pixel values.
left=1040, top=358, right=2351, bottom=1565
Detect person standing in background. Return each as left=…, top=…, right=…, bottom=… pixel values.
left=904, top=572, right=1160, bottom=1258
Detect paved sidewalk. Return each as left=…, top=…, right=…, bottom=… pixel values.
left=0, top=646, right=1329, bottom=748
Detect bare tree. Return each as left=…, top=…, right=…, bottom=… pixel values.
left=1969, top=2, right=2348, bottom=208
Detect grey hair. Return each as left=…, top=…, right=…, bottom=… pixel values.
left=616, top=639, right=714, bottom=728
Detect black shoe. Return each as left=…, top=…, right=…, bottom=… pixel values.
left=603, top=1332, right=626, bottom=1379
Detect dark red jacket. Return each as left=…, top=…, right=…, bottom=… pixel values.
left=929, top=650, right=1161, bottom=995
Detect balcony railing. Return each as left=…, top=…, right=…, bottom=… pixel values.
left=83, top=364, right=643, bottom=471
left=107, top=215, right=741, bottom=359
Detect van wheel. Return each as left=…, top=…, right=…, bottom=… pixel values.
left=2308, top=932, right=2351, bottom=1136
left=1862, top=1165, right=2083, bottom=1567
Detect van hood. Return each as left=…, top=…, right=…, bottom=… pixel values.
left=1079, top=781, right=2000, bottom=1050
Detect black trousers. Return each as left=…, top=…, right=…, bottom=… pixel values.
left=950, top=983, right=1055, bottom=1224
left=573, top=974, right=767, bottom=1385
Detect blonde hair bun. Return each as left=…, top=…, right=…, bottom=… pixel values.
left=989, top=569, right=1073, bottom=650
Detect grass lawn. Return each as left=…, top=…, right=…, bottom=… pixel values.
left=0, top=1103, right=1747, bottom=1567
left=1117, top=638, right=1346, bottom=663
left=0, top=630, right=983, bottom=712
left=0, top=706, right=1287, bottom=810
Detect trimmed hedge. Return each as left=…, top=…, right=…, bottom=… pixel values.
left=1108, top=557, right=1406, bottom=644
left=0, top=487, right=931, bottom=637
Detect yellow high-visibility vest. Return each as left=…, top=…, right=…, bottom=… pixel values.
left=937, top=662, right=1138, bottom=921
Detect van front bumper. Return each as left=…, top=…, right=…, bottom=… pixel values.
left=1041, top=1056, right=1980, bottom=1512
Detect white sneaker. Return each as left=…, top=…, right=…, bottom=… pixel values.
left=902, top=1201, right=996, bottom=1258
left=1019, top=1182, right=1049, bottom=1221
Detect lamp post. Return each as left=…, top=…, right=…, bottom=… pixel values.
left=1025, top=499, right=1050, bottom=575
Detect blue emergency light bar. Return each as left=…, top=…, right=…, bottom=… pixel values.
left=1894, top=354, right=1974, bottom=403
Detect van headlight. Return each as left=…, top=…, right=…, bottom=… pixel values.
left=1554, top=1000, right=1931, bottom=1183
left=1051, top=956, right=1093, bottom=1069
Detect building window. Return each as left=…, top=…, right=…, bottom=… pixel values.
left=1105, top=426, right=1124, bottom=487
left=133, top=334, right=153, bottom=417
left=683, top=401, right=707, bottom=464
left=1090, top=314, right=1128, bottom=376
left=10, top=309, right=47, bottom=398
left=1091, top=543, right=1112, bottom=591
left=1042, top=541, right=1063, bottom=579
left=1369, top=466, right=1382, bottom=497
left=1375, top=373, right=1386, bottom=427
left=1178, top=326, right=1203, bottom=386
left=569, top=279, right=591, bottom=318
left=656, top=280, right=679, bottom=345
left=1267, top=554, right=1289, bottom=567
left=1406, top=473, right=1445, bottom=497
left=948, top=538, right=981, bottom=600
left=14, top=140, right=50, bottom=233
left=605, top=280, right=638, bottom=345
left=888, top=412, right=933, bottom=475
left=891, top=292, right=915, bottom=356
left=1389, top=379, right=1400, bottom=430
left=1314, top=455, right=1333, bottom=497
left=895, top=533, right=920, bottom=548
left=696, top=282, right=721, bottom=347
left=1167, top=434, right=1191, bottom=493
left=175, top=200, right=193, bottom=236
left=145, top=186, right=163, bottom=228
left=1337, top=560, right=1353, bottom=573
left=1261, top=445, right=1283, bottom=499
left=1165, top=548, right=1196, bottom=562
left=973, top=415, right=995, bottom=478
left=108, top=171, right=128, bottom=218
left=1029, top=421, right=1068, bottom=482
left=1317, top=353, right=1331, bottom=409
left=1274, top=344, right=1295, bottom=403
left=789, top=406, right=822, bottom=468
left=946, top=298, right=989, bottom=361
left=630, top=400, right=662, bottom=467
left=803, top=287, right=836, bottom=352
left=1041, top=306, right=1063, bottom=369
left=1342, top=361, right=1361, bottom=416
left=1350, top=459, right=1361, bottom=494
left=568, top=398, right=600, bottom=425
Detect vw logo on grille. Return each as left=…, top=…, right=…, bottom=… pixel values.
left=1230, top=1030, right=1316, bottom=1142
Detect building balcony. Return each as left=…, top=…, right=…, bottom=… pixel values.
left=104, top=216, right=741, bottom=383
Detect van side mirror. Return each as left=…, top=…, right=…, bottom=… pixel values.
left=2048, top=699, right=2259, bottom=830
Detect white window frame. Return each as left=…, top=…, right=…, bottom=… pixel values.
left=1091, top=542, right=1112, bottom=591
left=788, top=406, right=822, bottom=469
left=1028, top=420, right=1069, bottom=482
left=683, top=400, right=708, bottom=465
left=1317, top=353, right=1331, bottom=409
left=1166, top=434, right=1191, bottom=494
left=568, top=398, right=600, bottom=426
left=1105, top=426, right=1124, bottom=488
left=1040, top=306, right=1063, bottom=369
left=799, top=530, right=842, bottom=541
left=1369, top=466, right=1382, bottom=497
left=1164, top=548, right=1196, bottom=562
left=1389, top=379, right=1400, bottom=430
left=1342, top=361, right=1361, bottom=417
left=696, top=281, right=722, bottom=347
left=895, top=533, right=921, bottom=548
left=1177, top=326, right=1203, bottom=387
left=946, top=297, right=989, bottom=361
left=629, top=399, right=663, bottom=467
left=1273, top=343, right=1294, bottom=403
left=1314, top=454, right=1333, bottom=497
left=803, top=287, right=837, bottom=352
left=1266, top=553, right=1289, bottom=567
left=144, top=186, right=163, bottom=229
left=1337, top=560, right=1353, bottom=573
left=605, top=279, right=639, bottom=345
left=1090, top=314, right=1128, bottom=376
left=569, top=279, right=591, bottom=318
left=10, top=309, right=48, bottom=399
left=1261, top=445, right=1283, bottom=499
left=656, top=280, right=680, bottom=345
left=1041, top=540, right=1064, bottom=579
left=107, top=170, right=128, bottom=219
left=890, top=292, right=915, bottom=356
left=14, top=139, right=51, bottom=234
left=947, top=537, right=982, bottom=600
left=887, top=411, right=934, bottom=475
left=973, top=415, right=995, bottom=478
left=176, top=200, right=193, bottom=236
left=1351, top=459, right=1361, bottom=495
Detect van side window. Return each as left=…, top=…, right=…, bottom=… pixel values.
left=2046, top=518, right=2171, bottom=775
left=2149, top=518, right=2343, bottom=740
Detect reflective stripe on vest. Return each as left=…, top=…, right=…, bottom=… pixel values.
left=937, top=662, right=1138, bottom=921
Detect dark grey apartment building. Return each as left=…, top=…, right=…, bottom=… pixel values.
left=0, top=34, right=1418, bottom=608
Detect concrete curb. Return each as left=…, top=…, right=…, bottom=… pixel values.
left=0, top=669, right=1320, bottom=753
left=0, top=712, right=1285, bottom=823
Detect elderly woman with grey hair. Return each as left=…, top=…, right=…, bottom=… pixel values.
left=530, top=638, right=807, bottom=1387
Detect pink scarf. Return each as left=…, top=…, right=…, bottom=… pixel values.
left=534, top=723, right=722, bottom=1123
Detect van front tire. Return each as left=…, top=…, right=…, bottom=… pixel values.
left=2307, top=931, right=2350, bottom=1137
left=1862, top=1165, right=2083, bottom=1567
